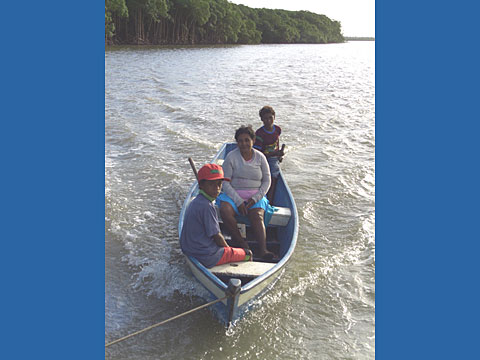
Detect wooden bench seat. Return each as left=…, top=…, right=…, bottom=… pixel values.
left=210, top=261, right=276, bottom=278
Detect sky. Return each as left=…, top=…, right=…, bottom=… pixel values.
left=229, top=0, right=375, bottom=37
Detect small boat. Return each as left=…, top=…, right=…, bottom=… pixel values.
left=178, top=143, right=298, bottom=326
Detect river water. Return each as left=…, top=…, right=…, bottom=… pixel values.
left=105, top=42, right=375, bottom=359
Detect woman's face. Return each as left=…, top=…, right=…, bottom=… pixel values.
left=237, top=133, right=254, bottom=153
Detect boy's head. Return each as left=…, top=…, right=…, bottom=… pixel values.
left=259, top=106, right=275, bottom=130
left=198, top=164, right=230, bottom=199
left=259, top=106, right=275, bottom=120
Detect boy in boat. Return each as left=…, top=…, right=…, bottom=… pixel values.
left=180, top=163, right=252, bottom=268
left=254, top=106, right=285, bottom=204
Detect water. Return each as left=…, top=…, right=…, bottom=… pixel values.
left=105, top=42, right=375, bottom=359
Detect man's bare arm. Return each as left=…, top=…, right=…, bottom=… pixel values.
left=213, top=233, right=229, bottom=247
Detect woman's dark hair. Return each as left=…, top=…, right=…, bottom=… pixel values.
left=235, top=125, right=255, bottom=141
left=259, top=106, right=275, bottom=119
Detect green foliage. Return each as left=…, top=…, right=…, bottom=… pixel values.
left=107, top=0, right=128, bottom=16
left=105, top=0, right=128, bottom=41
left=105, top=0, right=344, bottom=45
left=190, top=0, right=210, bottom=26
left=145, top=0, right=169, bottom=22
left=237, top=19, right=261, bottom=44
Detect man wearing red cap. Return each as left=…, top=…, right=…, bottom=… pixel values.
left=180, top=163, right=252, bottom=268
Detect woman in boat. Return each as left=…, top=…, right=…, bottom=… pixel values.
left=217, top=125, right=275, bottom=260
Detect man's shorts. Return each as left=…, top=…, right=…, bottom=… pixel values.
left=216, top=247, right=249, bottom=265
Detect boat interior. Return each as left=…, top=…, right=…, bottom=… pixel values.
left=195, top=144, right=295, bottom=286
left=219, top=223, right=281, bottom=262
left=210, top=208, right=290, bottom=285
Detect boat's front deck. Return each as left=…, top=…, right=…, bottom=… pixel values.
left=209, top=258, right=277, bottom=286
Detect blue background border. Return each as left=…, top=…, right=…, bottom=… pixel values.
left=2, top=0, right=479, bottom=358
left=2, top=1, right=104, bottom=358
left=377, top=1, right=479, bottom=358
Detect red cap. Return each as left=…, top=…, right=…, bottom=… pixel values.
left=197, top=163, right=230, bottom=182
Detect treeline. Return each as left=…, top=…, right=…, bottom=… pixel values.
left=345, top=37, right=375, bottom=41
left=105, top=0, right=344, bottom=45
